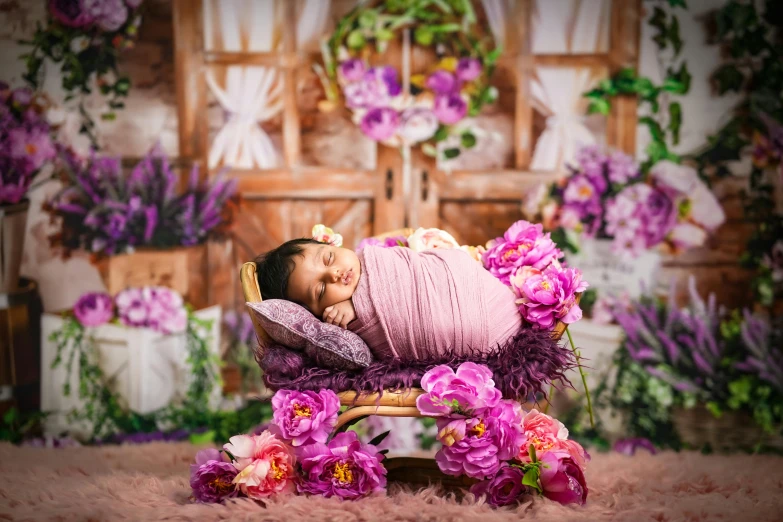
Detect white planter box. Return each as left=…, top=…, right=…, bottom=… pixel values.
left=567, top=238, right=661, bottom=299
left=41, top=306, right=222, bottom=438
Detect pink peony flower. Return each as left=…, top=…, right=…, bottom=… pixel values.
left=297, top=431, right=387, bottom=500
left=190, top=449, right=238, bottom=503
left=360, top=107, right=400, bottom=141
left=539, top=451, right=588, bottom=505
left=433, top=93, right=467, bottom=124
left=8, top=127, right=56, bottom=172
left=407, top=227, right=460, bottom=252
left=426, top=70, right=459, bottom=94
left=338, top=59, right=367, bottom=83
left=270, top=389, right=340, bottom=446
left=73, top=292, right=114, bottom=327
left=434, top=417, right=501, bottom=479
left=223, top=431, right=297, bottom=500
left=483, top=220, right=563, bottom=286
left=470, top=464, right=529, bottom=507
left=416, top=362, right=502, bottom=417
left=115, top=288, right=149, bottom=328
left=516, top=409, right=588, bottom=470
left=514, top=264, right=588, bottom=329
left=455, top=58, right=482, bottom=82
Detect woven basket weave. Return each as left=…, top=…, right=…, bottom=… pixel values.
left=671, top=404, right=783, bottom=452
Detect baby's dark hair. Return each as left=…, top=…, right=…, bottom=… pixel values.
left=255, top=238, right=322, bottom=301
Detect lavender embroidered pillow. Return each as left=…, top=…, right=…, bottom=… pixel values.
left=245, top=300, right=374, bottom=370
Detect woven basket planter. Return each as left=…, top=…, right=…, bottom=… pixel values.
left=672, top=404, right=783, bottom=452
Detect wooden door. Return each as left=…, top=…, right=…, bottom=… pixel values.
left=405, top=0, right=641, bottom=246
left=173, top=0, right=407, bottom=309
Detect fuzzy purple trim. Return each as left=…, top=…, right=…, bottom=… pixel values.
left=257, top=328, right=575, bottom=401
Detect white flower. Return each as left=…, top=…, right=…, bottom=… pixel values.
left=669, top=222, right=707, bottom=250
left=398, top=107, right=439, bottom=144
left=689, top=182, right=726, bottom=231
left=407, top=227, right=460, bottom=252
left=70, top=36, right=90, bottom=54
left=650, top=160, right=700, bottom=194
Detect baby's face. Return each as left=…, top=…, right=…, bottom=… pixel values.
left=286, top=243, right=361, bottom=317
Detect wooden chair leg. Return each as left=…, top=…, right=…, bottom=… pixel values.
left=335, top=405, right=423, bottom=431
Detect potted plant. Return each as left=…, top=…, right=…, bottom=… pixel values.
left=46, top=144, right=238, bottom=309
left=524, top=145, right=726, bottom=302
left=0, top=83, right=57, bottom=294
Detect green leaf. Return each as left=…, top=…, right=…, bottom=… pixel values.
left=434, top=126, right=449, bottom=142
left=414, top=26, right=434, bottom=45
left=368, top=429, right=391, bottom=447
left=189, top=430, right=216, bottom=445
left=485, top=47, right=501, bottom=67
left=347, top=29, right=366, bottom=49
left=376, top=28, right=395, bottom=41
left=529, top=443, right=537, bottom=463
left=668, top=102, right=682, bottom=145
left=443, top=147, right=460, bottom=159
left=522, top=468, right=541, bottom=491
left=712, top=64, right=744, bottom=95
left=358, top=10, right=377, bottom=29
left=664, top=63, right=691, bottom=94
left=429, top=23, right=461, bottom=33
left=669, top=16, right=683, bottom=56
left=586, top=96, right=611, bottom=116
left=461, top=132, right=476, bottom=148
left=422, top=143, right=438, bottom=157
left=667, top=0, right=687, bottom=7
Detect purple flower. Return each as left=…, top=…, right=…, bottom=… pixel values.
left=433, top=94, right=467, bottom=125
left=470, top=465, right=529, bottom=507
left=607, top=151, right=640, bottom=184
left=49, top=0, right=95, bottom=28
left=297, top=431, right=387, bottom=500
left=343, top=66, right=401, bottom=109
left=426, top=71, right=459, bottom=94
left=8, top=127, right=56, bottom=172
left=643, top=187, right=677, bottom=245
left=338, top=59, right=367, bottom=83
left=114, top=286, right=186, bottom=333
left=269, top=389, right=340, bottom=446
left=484, top=399, right=526, bottom=460
left=416, top=362, right=502, bottom=417
left=613, top=438, right=657, bottom=456
left=83, top=0, right=128, bottom=31
left=539, top=451, right=588, bottom=506
left=482, top=220, right=563, bottom=286
left=73, top=292, right=114, bottom=327
left=356, top=235, right=408, bottom=252
left=360, top=107, right=400, bottom=141
left=434, top=417, right=501, bottom=479
left=514, top=264, right=589, bottom=330
left=455, top=58, right=482, bottom=82
left=189, top=449, right=238, bottom=503
left=115, top=288, right=149, bottom=328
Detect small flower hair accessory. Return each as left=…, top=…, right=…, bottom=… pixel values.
left=312, top=224, right=343, bottom=247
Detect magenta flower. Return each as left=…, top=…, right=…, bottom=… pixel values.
left=484, top=399, right=525, bottom=461
left=470, top=465, right=529, bottom=507
left=456, top=58, right=482, bottom=82
left=539, top=451, right=588, bottom=506
left=114, top=286, right=187, bottom=334
left=8, top=127, right=56, bottom=173
left=73, top=292, right=114, bottom=327
left=613, top=437, right=657, bottom=456
left=83, top=0, right=128, bottom=31
left=434, top=417, right=501, bottom=479
left=356, top=235, right=408, bottom=252
left=269, top=389, right=340, bottom=446
left=189, top=449, right=238, bottom=503
left=607, top=151, right=640, bottom=184
left=416, top=362, right=502, bottom=417
left=433, top=94, right=467, bottom=125
left=360, top=107, right=400, bottom=141
left=115, top=288, right=149, bottom=328
left=515, top=264, right=589, bottom=330
left=338, top=59, right=367, bottom=83
left=49, top=0, right=95, bottom=28
left=482, top=220, right=563, bottom=286
left=297, top=431, right=387, bottom=500
left=343, top=66, right=401, bottom=109
left=426, top=70, right=459, bottom=94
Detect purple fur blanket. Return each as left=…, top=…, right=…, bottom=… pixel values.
left=258, top=327, right=575, bottom=400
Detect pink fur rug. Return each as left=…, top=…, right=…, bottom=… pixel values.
left=1, top=442, right=782, bottom=521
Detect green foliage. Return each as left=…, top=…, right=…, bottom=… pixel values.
left=0, top=408, right=47, bottom=445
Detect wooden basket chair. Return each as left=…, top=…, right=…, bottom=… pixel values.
left=239, top=228, right=571, bottom=488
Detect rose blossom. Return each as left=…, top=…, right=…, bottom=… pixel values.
left=539, top=451, right=588, bottom=505
left=470, top=465, right=529, bottom=507
left=398, top=107, right=439, bottom=144
left=270, top=389, right=340, bottom=446
left=73, top=292, right=114, bottom=327
left=416, top=362, right=502, bottom=417
left=514, top=265, right=588, bottom=330
left=360, top=107, right=400, bottom=141
left=223, top=432, right=297, bottom=499
left=297, top=431, right=387, bottom=500
left=482, top=220, right=563, bottom=286
left=455, top=58, right=482, bottom=82
left=407, top=227, right=460, bottom=252
left=433, top=93, right=467, bottom=125
left=190, top=448, right=238, bottom=503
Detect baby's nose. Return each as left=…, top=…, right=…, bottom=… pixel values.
left=330, top=269, right=341, bottom=283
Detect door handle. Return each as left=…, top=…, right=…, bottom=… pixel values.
left=421, top=170, right=429, bottom=201
left=385, top=168, right=393, bottom=200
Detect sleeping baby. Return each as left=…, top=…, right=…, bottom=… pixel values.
left=254, top=237, right=523, bottom=362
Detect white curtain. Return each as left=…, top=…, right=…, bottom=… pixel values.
left=203, top=0, right=331, bottom=169
left=482, top=0, right=609, bottom=171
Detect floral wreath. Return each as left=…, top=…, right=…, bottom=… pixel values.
left=318, top=0, right=500, bottom=160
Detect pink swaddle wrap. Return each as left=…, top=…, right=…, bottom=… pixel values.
left=348, top=245, right=522, bottom=361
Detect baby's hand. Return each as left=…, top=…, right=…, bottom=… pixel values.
left=322, top=300, right=356, bottom=329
